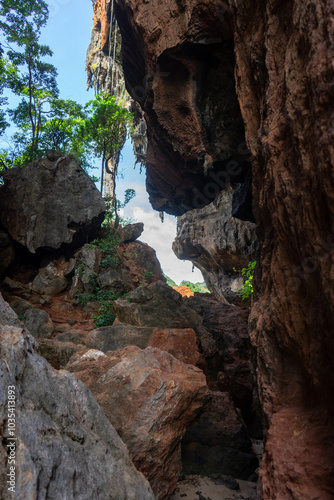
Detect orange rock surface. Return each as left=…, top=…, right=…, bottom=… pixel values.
left=172, top=286, right=194, bottom=298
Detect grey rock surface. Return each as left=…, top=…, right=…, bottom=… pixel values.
left=22, top=309, right=54, bottom=339
left=119, top=222, right=144, bottom=242
left=0, top=292, right=22, bottom=328
left=88, top=323, right=158, bottom=352
left=113, top=281, right=200, bottom=329
left=31, top=258, right=69, bottom=296
left=173, top=186, right=258, bottom=303
left=0, top=155, right=105, bottom=253
left=0, top=294, right=154, bottom=500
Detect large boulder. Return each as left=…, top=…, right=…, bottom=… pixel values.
left=31, top=257, right=71, bottom=296
left=88, top=323, right=158, bottom=352
left=67, top=345, right=210, bottom=499
left=21, top=308, right=54, bottom=339
left=88, top=323, right=200, bottom=366
left=0, top=293, right=154, bottom=500
left=118, top=222, right=144, bottom=242
left=0, top=154, right=105, bottom=253
left=113, top=280, right=200, bottom=329
left=173, top=186, right=258, bottom=303
left=70, top=239, right=165, bottom=300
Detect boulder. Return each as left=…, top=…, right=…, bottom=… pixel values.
left=182, top=391, right=258, bottom=479
left=67, top=345, right=210, bottom=499
left=173, top=186, right=258, bottom=303
left=37, top=339, right=88, bottom=369
left=22, top=309, right=54, bottom=339
left=0, top=154, right=105, bottom=253
left=149, top=328, right=200, bottom=365
left=31, top=257, right=70, bottom=296
left=119, top=222, right=144, bottom=242
left=7, top=297, right=37, bottom=317
left=96, top=268, right=133, bottom=293
left=113, top=281, right=200, bottom=329
left=0, top=300, right=154, bottom=499
left=121, top=240, right=166, bottom=285
left=88, top=324, right=201, bottom=366
left=70, top=238, right=165, bottom=301
left=55, top=331, right=93, bottom=346
left=70, top=244, right=102, bottom=297
left=0, top=291, right=22, bottom=328
left=88, top=323, right=158, bottom=352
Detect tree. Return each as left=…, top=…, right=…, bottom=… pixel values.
left=180, top=280, right=210, bottom=293
left=0, top=42, right=17, bottom=138
left=81, top=92, right=133, bottom=225
left=0, top=0, right=58, bottom=161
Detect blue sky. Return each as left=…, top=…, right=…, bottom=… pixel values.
left=3, top=0, right=204, bottom=285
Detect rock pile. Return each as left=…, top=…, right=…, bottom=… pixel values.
left=0, top=156, right=260, bottom=498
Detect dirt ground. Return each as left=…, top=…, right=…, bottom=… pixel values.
left=170, top=474, right=259, bottom=500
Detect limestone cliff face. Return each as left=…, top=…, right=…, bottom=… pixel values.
left=173, top=186, right=258, bottom=303
left=109, top=0, right=334, bottom=497
left=112, top=0, right=250, bottom=216
left=231, top=1, right=334, bottom=497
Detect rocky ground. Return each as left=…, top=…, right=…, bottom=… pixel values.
left=170, top=475, right=258, bottom=500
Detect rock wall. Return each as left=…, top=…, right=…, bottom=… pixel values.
left=109, top=0, right=334, bottom=497
left=231, top=1, right=334, bottom=497
left=112, top=0, right=250, bottom=216
left=173, top=186, right=258, bottom=302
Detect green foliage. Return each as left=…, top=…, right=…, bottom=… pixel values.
left=139, top=271, right=153, bottom=286
left=164, top=274, right=177, bottom=288
left=80, top=93, right=134, bottom=222
left=180, top=280, right=210, bottom=294
left=0, top=45, right=18, bottom=137
left=92, top=303, right=116, bottom=328
left=0, top=0, right=58, bottom=161
left=90, top=231, right=121, bottom=269
left=233, top=261, right=257, bottom=300
left=2, top=97, right=91, bottom=169
left=76, top=273, right=120, bottom=327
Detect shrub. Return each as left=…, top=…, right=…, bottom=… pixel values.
left=233, top=261, right=257, bottom=300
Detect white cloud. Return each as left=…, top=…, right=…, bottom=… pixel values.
left=125, top=206, right=203, bottom=285
left=116, top=140, right=204, bottom=285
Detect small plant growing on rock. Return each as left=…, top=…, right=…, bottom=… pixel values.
left=233, top=261, right=257, bottom=300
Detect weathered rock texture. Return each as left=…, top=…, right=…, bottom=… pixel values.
left=230, top=1, right=334, bottom=497
left=186, top=295, right=253, bottom=418
left=107, top=0, right=334, bottom=496
left=70, top=237, right=164, bottom=300
left=112, top=0, right=249, bottom=215
left=0, top=154, right=105, bottom=253
left=113, top=281, right=200, bottom=329
left=0, top=293, right=154, bottom=500
left=67, top=345, right=209, bottom=499
left=173, top=186, right=258, bottom=302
